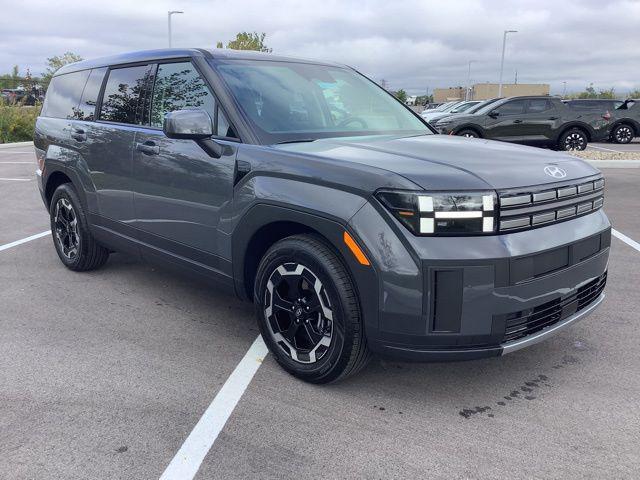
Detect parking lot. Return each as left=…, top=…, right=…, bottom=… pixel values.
left=1, top=142, right=639, bottom=479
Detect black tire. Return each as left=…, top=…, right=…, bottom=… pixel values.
left=611, top=124, right=634, bottom=144
left=457, top=129, right=480, bottom=138
left=254, top=234, right=370, bottom=383
left=558, top=128, right=588, bottom=151
left=49, top=183, right=109, bottom=271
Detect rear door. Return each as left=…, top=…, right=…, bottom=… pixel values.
left=131, top=60, right=239, bottom=269
left=484, top=99, right=528, bottom=141
left=87, top=64, right=152, bottom=231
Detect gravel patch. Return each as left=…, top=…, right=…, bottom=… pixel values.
left=570, top=150, right=640, bottom=161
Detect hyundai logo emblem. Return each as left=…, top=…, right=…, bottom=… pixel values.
left=544, top=165, right=567, bottom=179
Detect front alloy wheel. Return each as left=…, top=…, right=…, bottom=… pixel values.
left=264, top=263, right=333, bottom=364
left=612, top=124, right=634, bottom=144
left=255, top=234, right=370, bottom=383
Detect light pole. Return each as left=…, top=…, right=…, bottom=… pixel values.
left=168, top=10, right=183, bottom=48
left=562, top=81, right=567, bottom=98
left=498, top=29, right=517, bottom=97
left=465, top=60, right=475, bottom=101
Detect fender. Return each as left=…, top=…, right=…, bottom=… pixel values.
left=42, top=145, right=92, bottom=211
left=231, top=201, right=380, bottom=335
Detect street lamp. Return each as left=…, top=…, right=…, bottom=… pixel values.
left=168, top=10, right=184, bottom=48
left=498, top=29, right=517, bottom=97
left=465, top=60, right=475, bottom=101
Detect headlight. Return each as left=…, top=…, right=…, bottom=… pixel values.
left=376, top=190, right=496, bottom=235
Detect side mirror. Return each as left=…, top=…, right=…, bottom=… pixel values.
left=488, top=111, right=499, bottom=118
left=163, top=109, right=223, bottom=158
left=163, top=109, right=213, bottom=140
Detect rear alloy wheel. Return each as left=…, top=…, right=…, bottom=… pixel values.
left=611, top=124, right=634, bottom=144
left=457, top=129, right=480, bottom=138
left=50, top=183, right=109, bottom=271
left=255, top=234, right=370, bottom=383
left=559, top=129, right=588, bottom=151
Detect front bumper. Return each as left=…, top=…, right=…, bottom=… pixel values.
left=348, top=205, right=610, bottom=361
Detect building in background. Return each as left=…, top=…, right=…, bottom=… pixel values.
left=433, top=83, right=550, bottom=102
left=433, top=87, right=465, bottom=102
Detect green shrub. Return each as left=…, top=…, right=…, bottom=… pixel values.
left=0, top=103, right=40, bottom=143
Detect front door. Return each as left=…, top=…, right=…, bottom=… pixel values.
left=131, top=61, right=238, bottom=268
left=484, top=98, right=528, bottom=142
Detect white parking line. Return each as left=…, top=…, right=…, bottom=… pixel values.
left=159, top=335, right=269, bottom=480
left=612, top=229, right=640, bottom=253
left=0, top=231, right=50, bottom=252
left=0, top=151, right=33, bottom=155
left=588, top=144, right=623, bottom=153
left=0, top=177, right=32, bottom=182
left=0, top=161, right=32, bottom=164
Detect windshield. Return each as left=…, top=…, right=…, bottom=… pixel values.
left=213, top=60, right=430, bottom=144
left=451, top=101, right=480, bottom=113
left=467, top=98, right=502, bottom=114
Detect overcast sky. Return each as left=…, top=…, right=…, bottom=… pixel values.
left=1, top=0, right=639, bottom=95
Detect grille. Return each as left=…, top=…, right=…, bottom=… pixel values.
left=498, top=176, right=604, bottom=232
left=502, top=272, right=607, bottom=343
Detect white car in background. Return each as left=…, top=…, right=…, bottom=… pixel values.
left=421, top=100, right=480, bottom=123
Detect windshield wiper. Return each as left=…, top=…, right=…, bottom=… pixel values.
left=275, top=138, right=317, bottom=145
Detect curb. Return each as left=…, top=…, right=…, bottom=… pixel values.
left=585, top=160, right=640, bottom=169
left=0, top=141, right=34, bottom=149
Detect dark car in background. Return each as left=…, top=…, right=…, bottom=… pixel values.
left=565, top=98, right=639, bottom=144
left=435, top=96, right=612, bottom=150
left=34, top=49, right=609, bottom=383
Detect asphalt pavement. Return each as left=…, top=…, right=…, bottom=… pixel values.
left=1, top=142, right=639, bottom=479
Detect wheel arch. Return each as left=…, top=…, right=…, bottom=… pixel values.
left=453, top=125, right=483, bottom=138
left=556, top=122, right=593, bottom=142
left=44, top=170, right=74, bottom=209
left=612, top=119, right=639, bottom=136
left=233, top=204, right=365, bottom=302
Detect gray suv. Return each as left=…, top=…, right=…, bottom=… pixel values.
left=34, top=49, right=610, bottom=383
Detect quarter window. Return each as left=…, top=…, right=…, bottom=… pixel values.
left=150, top=62, right=215, bottom=127
left=99, top=65, right=151, bottom=124
left=41, top=70, right=90, bottom=119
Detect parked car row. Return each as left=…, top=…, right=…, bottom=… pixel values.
left=430, top=96, right=616, bottom=151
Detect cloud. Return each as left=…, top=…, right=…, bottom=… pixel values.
left=0, top=0, right=638, bottom=95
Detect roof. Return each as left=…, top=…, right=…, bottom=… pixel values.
left=55, top=48, right=346, bottom=76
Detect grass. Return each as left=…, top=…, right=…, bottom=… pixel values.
left=0, top=103, right=40, bottom=143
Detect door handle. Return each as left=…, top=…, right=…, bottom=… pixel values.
left=548, top=116, right=559, bottom=120
left=513, top=119, right=523, bottom=123
left=136, top=141, right=160, bottom=155
left=70, top=127, right=87, bottom=142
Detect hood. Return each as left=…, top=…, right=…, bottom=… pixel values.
left=435, top=113, right=480, bottom=125
left=274, top=135, right=600, bottom=191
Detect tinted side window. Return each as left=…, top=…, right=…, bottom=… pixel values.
left=99, top=65, right=150, bottom=124
left=527, top=99, right=553, bottom=113
left=76, top=67, right=107, bottom=121
left=493, top=99, right=527, bottom=115
left=41, top=70, right=90, bottom=119
left=150, top=62, right=215, bottom=127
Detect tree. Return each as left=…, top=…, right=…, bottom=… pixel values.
left=574, top=84, right=616, bottom=100
left=393, top=89, right=407, bottom=103
left=216, top=32, right=272, bottom=52
left=628, top=89, right=640, bottom=99
left=41, top=52, right=83, bottom=86
left=415, top=94, right=433, bottom=105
